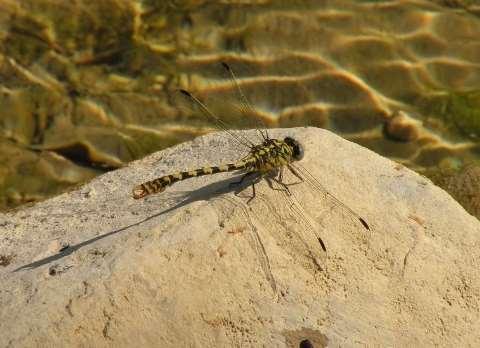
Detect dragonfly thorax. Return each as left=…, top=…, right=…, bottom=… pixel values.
left=246, top=136, right=304, bottom=175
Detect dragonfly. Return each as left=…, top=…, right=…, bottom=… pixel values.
left=132, top=62, right=369, bottom=276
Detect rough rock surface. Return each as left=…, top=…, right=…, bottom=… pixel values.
left=1, top=128, right=479, bottom=347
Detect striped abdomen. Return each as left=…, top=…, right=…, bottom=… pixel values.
left=132, top=160, right=252, bottom=199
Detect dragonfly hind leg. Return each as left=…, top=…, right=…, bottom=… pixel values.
left=266, top=165, right=303, bottom=193
left=229, top=172, right=261, bottom=204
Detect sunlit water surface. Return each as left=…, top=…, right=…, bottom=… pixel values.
left=0, top=0, right=479, bottom=216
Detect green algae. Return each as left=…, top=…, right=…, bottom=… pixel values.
left=419, top=90, right=480, bottom=140
left=442, top=92, right=480, bottom=139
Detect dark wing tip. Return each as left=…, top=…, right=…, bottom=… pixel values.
left=359, top=218, right=370, bottom=230
left=179, top=89, right=191, bottom=97
left=318, top=237, right=327, bottom=252
left=221, top=61, right=231, bottom=71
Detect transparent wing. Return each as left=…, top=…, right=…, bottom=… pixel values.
left=220, top=62, right=269, bottom=141
left=171, top=62, right=275, bottom=148
left=173, top=88, right=255, bottom=150
left=260, top=176, right=328, bottom=270
left=214, top=195, right=277, bottom=294
left=288, top=162, right=370, bottom=230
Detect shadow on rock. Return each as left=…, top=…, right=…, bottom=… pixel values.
left=13, top=174, right=260, bottom=272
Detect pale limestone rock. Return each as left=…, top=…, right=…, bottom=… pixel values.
left=1, top=128, right=479, bottom=347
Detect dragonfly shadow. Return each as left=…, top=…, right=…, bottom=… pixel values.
left=13, top=173, right=259, bottom=273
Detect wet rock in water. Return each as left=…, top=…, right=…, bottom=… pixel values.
left=383, top=110, right=420, bottom=142
left=1, top=128, right=479, bottom=347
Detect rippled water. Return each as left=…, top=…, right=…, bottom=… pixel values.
left=0, top=0, right=479, bottom=215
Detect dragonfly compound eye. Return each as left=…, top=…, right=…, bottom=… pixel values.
left=284, top=136, right=304, bottom=161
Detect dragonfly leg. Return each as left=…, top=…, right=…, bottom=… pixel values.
left=266, top=170, right=292, bottom=195
left=246, top=182, right=256, bottom=205
left=286, top=164, right=305, bottom=184
left=230, top=172, right=260, bottom=204
left=229, top=171, right=257, bottom=189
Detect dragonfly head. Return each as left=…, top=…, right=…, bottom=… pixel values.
left=284, top=136, right=304, bottom=161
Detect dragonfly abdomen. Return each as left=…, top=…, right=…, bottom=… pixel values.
left=132, top=160, right=252, bottom=199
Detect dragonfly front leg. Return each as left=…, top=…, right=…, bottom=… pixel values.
left=266, top=169, right=292, bottom=195
left=286, top=164, right=304, bottom=184
left=271, top=165, right=304, bottom=189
